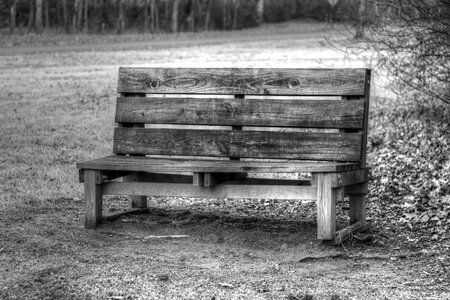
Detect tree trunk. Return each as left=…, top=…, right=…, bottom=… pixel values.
left=164, top=0, right=170, bottom=30
left=232, top=0, right=239, bottom=30
left=204, top=0, right=212, bottom=31
left=72, top=0, right=80, bottom=33
left=355, top=0, right=366, bottom=39
left=144, top=0, right=150, bottom=32
left=171, top=0, right=179, bottom=33
left=186, top=0, right=195, bottom=32
left=10, top=0, right=19, bottom=34
left=28, top=0, right=35, bottom=31
left=223, top=0, right=228, bottom=30
left=62, top=0, right=69, bottom=33
left=44, top=0, right=50, bottom=29
left=152, top=0, right=159, bottom=32
left=35, top=0, right=43, bottom=33
left=116, top=0, right=125, bottom=34
left=83, top=0, right=89, bottom=33
left=77, top=0, right=83, bottom=31
left=255, top=0, right=264, bottom=25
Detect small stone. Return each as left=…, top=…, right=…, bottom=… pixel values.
left=420, top=215, right=430, bottom=223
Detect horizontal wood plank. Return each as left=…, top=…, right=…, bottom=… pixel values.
left=115, top=97, right=365, bottom=129
left=103, top=208, right=148, bottom=221
left=113, top=128, right=362, bottom=161
left=326, top=221, right=371, bottom=244
left=204, top=172, right=247, bottom=187
left=102, top=182, right=317, bottom=200
left=345, top=182, right=368, bottom=195
left=118, top=68, right=368, bottom=96
left=333, top=168, right=369, bottom=187
left=77, top=155, right=361, bottom=173
left=311, top=168, right=369, bottom=187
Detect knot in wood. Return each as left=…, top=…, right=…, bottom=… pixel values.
left=196, top=110, right=206, bottom=120
left=145, top=79, right=160, bottom=89
left=215, top=141, right=230, bottom=156
left=224, top=103, right=238, bottom=118
left=288, top=79, right=300, bottom=88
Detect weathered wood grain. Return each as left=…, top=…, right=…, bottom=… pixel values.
left=117, top=68, right=368, bottom=96
left=124, top=173, right=147, bottom=208
left=311, top=168, right=369, bottom=187
left=84, top=170, right=103, bottom=229
left=193, top=172, right=204, bottom=187
left=203, top=172, right=247, bottom=187
left=77, top=155, right=361, bottom=173
left=316, top=173, right=340, bottom=240
left=79, top=170, right=130, bottom=183
left=102, top=182, right=317, bottom=200
left=115, top=97, right=365, bottom=129
left=349, top=195, right=367, bottom=225
left=333, top=168, right=369, bottom=187
left=138, top=172, right=193, bottom=183
left=361, top=70, right=371, bottom=166
left=344, top=182, right=368, bottom=195
left=330, top=221, right=371, bottom=245
left=112, top=128, right=362, bottom=161
left=103, top=208, right=148, bottom=222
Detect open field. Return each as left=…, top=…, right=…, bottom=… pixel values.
left=1, top=22, right=449, bottom=299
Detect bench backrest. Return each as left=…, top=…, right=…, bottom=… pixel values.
left=114, top=68, right=370, bottom=164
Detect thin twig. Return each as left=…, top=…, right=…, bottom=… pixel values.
left=294, top=250, right=428, bottom=263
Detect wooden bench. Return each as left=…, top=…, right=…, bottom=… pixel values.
left=77, top=67, right=371, bottom=244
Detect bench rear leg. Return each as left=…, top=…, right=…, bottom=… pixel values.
left=124, top=173, right=148, bottom=209
left=349, top=195, right=366, bottom=225
left=84, top=170, right=103, bottom=229
left=316, top=173, right=344, bottom=240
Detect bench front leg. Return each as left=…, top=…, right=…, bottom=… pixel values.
left=84, top=170, right=103, bottom=229
left=315, top=173, right=344, bottom=240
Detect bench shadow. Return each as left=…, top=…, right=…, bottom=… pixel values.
left=102, top=206, right=330, bottom=251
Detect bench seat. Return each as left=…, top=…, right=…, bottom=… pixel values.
left=77, top=155, right=361, bottom=174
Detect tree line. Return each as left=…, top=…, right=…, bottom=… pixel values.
left=2, top=0, right=362, bottom=34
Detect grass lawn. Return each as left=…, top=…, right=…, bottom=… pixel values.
left=0, top=21, right=449, bottom=300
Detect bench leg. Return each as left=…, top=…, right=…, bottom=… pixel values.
left=84, top=170, right=103, bottom=229
left=349, top=195, right=366, bottom=225
left=316, top=173, right=343, bottom=240
left=124, top=173, right=148, bottom=209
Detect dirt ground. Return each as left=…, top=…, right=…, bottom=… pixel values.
left=0, top=21, right=449, bottom=299
left=1, top=197, right=448, bottom=300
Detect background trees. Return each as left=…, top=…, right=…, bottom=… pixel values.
left=354, top=0, right=450, bottom=104
left=1, top=0, right=362, bottom=34
left=2, top=0, right=447, bottom=105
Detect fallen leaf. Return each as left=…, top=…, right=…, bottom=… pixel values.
left=218, top=282, right=234, bottom=289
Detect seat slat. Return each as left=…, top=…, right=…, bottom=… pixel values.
left=116, top=97, right=365, bottom=129
left=77, top=155, right=361, bottom=173
left=118, top=68, right=368, bottom=96
left=113, top=128, right=362, bottom=161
